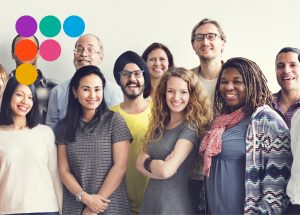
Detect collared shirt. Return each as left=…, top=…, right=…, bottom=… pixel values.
left=9, top=69, right=59, bottom=124
left=273, top=91, right=300, bottom=129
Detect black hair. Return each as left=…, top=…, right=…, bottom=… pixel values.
left=214, top=57, right=273, bottom=116
left=61, top=65, right=108, bottom=142
left=276, top=47, right=300, bottom=60
left=0, top=77, right=40, bottom=128
left=141, top=42, right=174, bottom=68
left=11, top=35, right=40, bottom=53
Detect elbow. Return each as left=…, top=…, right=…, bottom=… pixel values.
left=159, top=166, right=177, bottom=179
left=115, top=163, right=128, bottom=178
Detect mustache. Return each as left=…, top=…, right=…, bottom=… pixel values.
left=126, top=81, right=140, bottom=87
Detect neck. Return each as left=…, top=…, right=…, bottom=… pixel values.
left=121, top=95, right=149, bottom=114
left=279, top=89, right=300, bottom=108
left=150, top=78, right=160, bottom=97
left=198, top=58, right=222, bottom=80
left=167, top=111, right=185, bottom=128
left=82, top=110, right=96, bottom=122
left=12, top=116, right=28, bottom=129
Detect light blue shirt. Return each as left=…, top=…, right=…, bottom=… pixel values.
left=46, top=79, right=123, bottom=132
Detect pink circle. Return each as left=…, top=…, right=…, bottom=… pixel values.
left=39, top=39, right=61, bottom=61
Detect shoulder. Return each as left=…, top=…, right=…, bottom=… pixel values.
left=52, top=79, right=70, bottom=91
left=252, top=105, right=289, bottom=131
left=45, top=77, right=59, bottom=88
left=110, top=104, right=121, bottom=112
left=33, top=124, right=55, bottom=136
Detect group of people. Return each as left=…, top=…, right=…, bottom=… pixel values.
left=0, top=17, right=299, bottom=215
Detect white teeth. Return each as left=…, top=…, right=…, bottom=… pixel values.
left=282, top=77, right=294, bottom=80
left=17, top=105, right=27, bottom=112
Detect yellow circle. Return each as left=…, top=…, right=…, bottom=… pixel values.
left=15, top=63, right=38, bottom=85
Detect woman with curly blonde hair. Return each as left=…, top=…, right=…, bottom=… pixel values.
left=136, top=67, right=212, bottom=214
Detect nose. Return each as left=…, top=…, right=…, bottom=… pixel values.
left=21, top=96, right=28, bottom=104
left=128, top=73, right=137, bottom=81
left=173, top=91, right=180, bottom=100
left=89, top=90, right=96, bottom=98
left=224, top=82, right=234, bottom=90
left=154, top=59, right=160, bottom=65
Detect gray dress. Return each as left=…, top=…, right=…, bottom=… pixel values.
left=206, top=117, right=251, bottom=214
left=140, top=121, right=200, bottom=215
left=57, top=111, right=132, bottom=215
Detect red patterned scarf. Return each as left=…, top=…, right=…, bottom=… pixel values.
left=199, top=108, right=246, bottom=176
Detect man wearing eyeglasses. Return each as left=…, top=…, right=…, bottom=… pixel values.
left=110, top=51, right=151, bottom=215
left=46, top=33, right=123, bottom=133
left=189, top=18, right=226, bottom=214
left=10, top=35, right=59, bottom=124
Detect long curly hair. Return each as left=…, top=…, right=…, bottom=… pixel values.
left=144, top=67, right=212, bottom=150
left=214, top=57, right=273, bottom=115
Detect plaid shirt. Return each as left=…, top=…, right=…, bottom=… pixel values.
left=273, top=91, right=300, bottom=129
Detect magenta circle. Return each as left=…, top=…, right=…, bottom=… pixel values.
left=39, top=39, right=61, bottom=61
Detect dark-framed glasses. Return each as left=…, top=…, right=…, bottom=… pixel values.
left=73, top=47, right=100, bottom=55
left=193, top=33, right=222, bottom=41
left=119, top=70, right=144, bottom=79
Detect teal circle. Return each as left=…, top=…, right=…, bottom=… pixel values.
left=63, top=15, right=85, bottom=37
left=39, top=15, right=61, bottom=37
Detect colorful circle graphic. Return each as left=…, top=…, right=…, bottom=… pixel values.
left=15, top=64, right=38, bottom=85
left=63, top=15, right=85, bottom=37
left=15, top=39, right=38, bottom=61
left=39, top=15, right=61, bottom=37
left=39, top=39, right=61, bottom=61
left=15, top=15, right=37, bottom=37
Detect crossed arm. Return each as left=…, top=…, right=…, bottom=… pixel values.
left=136, top=139, right=194, bottom=180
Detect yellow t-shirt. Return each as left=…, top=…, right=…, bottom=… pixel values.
left=110, top=103, right=151, bottom=215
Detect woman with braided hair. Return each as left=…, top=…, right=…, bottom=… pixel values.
left=200, top=57, right=292, bottom=214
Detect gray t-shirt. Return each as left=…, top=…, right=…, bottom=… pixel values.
left=140, top=121, right=200, bottom=215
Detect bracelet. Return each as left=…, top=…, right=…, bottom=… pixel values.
left=75, top=189, right=85, bottom=202
left=144, top=157, right=153, bottom=173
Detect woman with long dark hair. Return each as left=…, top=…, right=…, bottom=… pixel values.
left=0, top=77, right=62, bottom=215
left=57, top=65, right=132, bottom=215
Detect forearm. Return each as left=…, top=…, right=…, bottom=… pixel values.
left=136, top=152, right=165, bottom=179
left=59, top=170, right=83, bottom=196
left=97, top=164, right=127, bottom=198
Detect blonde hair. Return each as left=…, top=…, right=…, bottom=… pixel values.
left=144, top=67, right=212, bottom=150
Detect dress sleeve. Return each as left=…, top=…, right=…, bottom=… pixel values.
left=46, top=127, right=63, bottom=213
left=111, top=112, right=133, bottom=144
left=178, top=123, right=201, bottom=147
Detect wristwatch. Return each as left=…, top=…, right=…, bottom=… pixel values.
left=75, top=189, right=85, bottom=202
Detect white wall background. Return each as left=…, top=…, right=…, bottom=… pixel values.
left=1, top=0, right=300, bottom=93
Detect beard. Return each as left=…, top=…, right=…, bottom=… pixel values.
left=120, top=81, right=145, bottom=100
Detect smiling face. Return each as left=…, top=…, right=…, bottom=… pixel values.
left=166, top=76, right=190, bottom=115
left=219, top=67, right=246, bottom=112
left=146, top=48, right=169, bottom=80
left=73, top=73, right=103, bottom=118
left=10, top=84, right=33, bottom=118
left=192, top=23, right=225, bottom=60
left=73, top=34, right=103, bottom=70
left=276, top=51, right=300, bottom=92
left=119, top=63, right=145, bottom=100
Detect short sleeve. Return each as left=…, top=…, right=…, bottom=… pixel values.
left=111, top=112, right=133, bottom=144
left=178, top=123, right=201, bottom=147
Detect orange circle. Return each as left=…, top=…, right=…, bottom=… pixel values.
left=15, top=64, right=38, bottom=85
left=15, top=39, right=38, bottom=61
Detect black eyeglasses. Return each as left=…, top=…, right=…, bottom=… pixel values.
left=193, top=33, right=222, bottom=41
left=119, top=70, right=144, bottom=79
